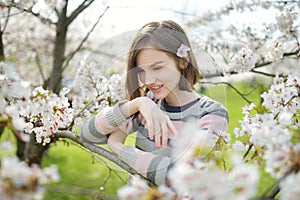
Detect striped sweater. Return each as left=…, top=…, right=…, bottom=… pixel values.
left=80, top=94, right=228, bottom=185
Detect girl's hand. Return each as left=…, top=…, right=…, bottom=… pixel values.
left=136, top=97, right=177, bottom=148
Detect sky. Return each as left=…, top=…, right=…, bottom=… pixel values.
left=66, top=0, right=282, bottom=80
left=80, top=0, right=232, bottom=37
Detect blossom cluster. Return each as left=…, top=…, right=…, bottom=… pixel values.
left=188, top=1, right=299, bottom=77
left=117, top=175, right=175, bottom=200
left=72, top=59, right=125, bottom=127
left=276, top=5, right=298, bottom=33
left=0, top=156, right=60, bottom=200
left=233, top=74, right=300, bottom=199
left=267, top=39, right=285, bottom=62
left=168, top=126, right=258, bottom=200
left=22, top=86, right=73, bottom=145
left=118, top=125, right=259, bottom=200
left=227, top=47, right=256, bottom=73
left=0, top=63, right=30, bottom=132
left=1, top=63, right=74, bottom=145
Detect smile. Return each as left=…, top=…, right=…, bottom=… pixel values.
left=150, top=84, right=163, bottom=90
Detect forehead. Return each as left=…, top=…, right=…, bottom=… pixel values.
left=136, top=48, right=174, bottom=68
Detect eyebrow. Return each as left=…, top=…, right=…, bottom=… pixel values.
left=137, top=61, right=164, bottom=69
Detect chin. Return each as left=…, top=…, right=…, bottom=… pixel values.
left=152, top=93, right=167, bottom=100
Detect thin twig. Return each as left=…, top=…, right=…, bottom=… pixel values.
left=199, top=81, right=253, bottom=104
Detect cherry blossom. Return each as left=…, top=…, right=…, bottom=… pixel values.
left=176, top=44, right=190, bottom=58
left=0, top=156, right=60, bottom=200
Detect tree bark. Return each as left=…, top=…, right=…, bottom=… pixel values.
left=24, top=133, right=50, bottom=165
left=46, top=2, right=68, bottom=94
left=0, top=30, right=5, bottom=62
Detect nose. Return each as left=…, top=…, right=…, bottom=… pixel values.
left=141, top=71, right=156, bottom=85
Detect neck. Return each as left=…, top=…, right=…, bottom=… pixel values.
left=164, top=90, right=198, bottom=106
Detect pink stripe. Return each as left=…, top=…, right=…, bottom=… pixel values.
left=94, top=108, right=119, bottom=134
left=198, top=115, right=228, bottom=132
left=135, top=152, right=156, bottom=177
left=95, top=108, right=132, bottom=135
left=170, top=115, right=228, bottom=139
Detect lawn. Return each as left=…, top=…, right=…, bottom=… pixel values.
left=1, top=81, right=274, bottom=199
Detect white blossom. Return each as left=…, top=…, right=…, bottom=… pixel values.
left=276, top=5, right=298, bottom=32
left=280, top=172, right=300, bottom=200
left=0, top=156, right=59, bottom=200
left=267, top=39, right=285, bottom=62
left=117, top=175, right=149, bottom=200
left=232, top=141, right=245, bottom=152
left=227, top=163, right=259, bottom=200
left=228, top=47, right=256, bottom=73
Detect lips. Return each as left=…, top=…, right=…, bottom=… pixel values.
left=149, top=84, right=163, bottom=92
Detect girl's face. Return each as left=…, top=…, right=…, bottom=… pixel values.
left=136, top=48, right=182, bottom=103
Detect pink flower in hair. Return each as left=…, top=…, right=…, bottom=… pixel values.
left=176, top=44, right=190, bottom=58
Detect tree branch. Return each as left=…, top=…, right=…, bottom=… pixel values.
left=199, top=80, right=253, bottom=104
left=55, top=130, right=138, bottom=175
left=66, top=0, right=95, bottom=26
left=55, top=130, right=157, bottom=185
left=62, top=6, right=109, bottom=72
left=10, top=2, right=55, bottom=25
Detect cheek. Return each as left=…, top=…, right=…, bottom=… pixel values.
left=163, top=71, right=181, bottom=87
left=167, top=70, right=181, bottom=81
left=138, top=72, right=145, bottom=83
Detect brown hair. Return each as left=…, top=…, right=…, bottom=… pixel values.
left=125, top=20, right=201, bottom=100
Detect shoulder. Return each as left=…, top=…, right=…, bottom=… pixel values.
left=197, top=94, right=224, bottom=107
left=196, top=94, right=228, bottom=119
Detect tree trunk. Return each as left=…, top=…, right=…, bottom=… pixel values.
left=46, top=3, right=68, bottom=94
left=0, top=30, right=5, bottom=62
left=24, top=133, right=49, bottom=165
left=0, top=122, right=5, bottom=138
left=16, top=136, right=26, bottom=160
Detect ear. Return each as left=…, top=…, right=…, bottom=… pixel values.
left=179, top=58, right=189, bottom=69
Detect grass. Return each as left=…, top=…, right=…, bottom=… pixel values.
left=42, top=142, right=130, bottom=200
left=1, top=81, right=275, bottom=199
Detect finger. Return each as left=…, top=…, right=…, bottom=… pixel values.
left=147, top=119, right=154, bottom=140
left=166, top=118, right=178, bottom=137
left=153, top=119, right=161, bottom=147
left=161, top=122, right=168, bottom=148
left=155, top=130, right=161, bottom=147
left=138, top=114, right=146, bottom=126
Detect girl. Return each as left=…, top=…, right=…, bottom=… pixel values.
left=80, top=20, right=228, bottom=185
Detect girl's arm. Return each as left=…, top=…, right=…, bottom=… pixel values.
left=81, top=96, right=177, bottom=147
left=107, top=130, right=172, bottom=185
left=107, top=130, right=127, bottom=155
left=119, top=97, right=177, bottom=147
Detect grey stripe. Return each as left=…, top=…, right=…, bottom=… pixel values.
left=80, top=117, right=107, bottom=144
left=118, top=146, right=140, bottom=167
left=135, top=135, right=172, bottom=157
left=163, top=98, right=228, bottom=121
left=147, top=157, right=162, bottom=183
left=155, top=157, right=171, bottom=185
left=146, top=156, right=171, bottom=185
left=105, top=101, right=128, bottom=127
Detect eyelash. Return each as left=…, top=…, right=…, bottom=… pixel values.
left=136, top=66, right=163, bottom=74
left=153, top=66, right=162, bottom=70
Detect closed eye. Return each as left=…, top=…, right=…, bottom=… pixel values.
left=152, top=66, right=163, bottom=71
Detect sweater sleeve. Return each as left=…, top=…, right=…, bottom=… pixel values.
left=118, top=146, right=172, bottom=185
left=198, top=96, right=229, bottom=133
left=80, top=100, right=133, bottom=144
